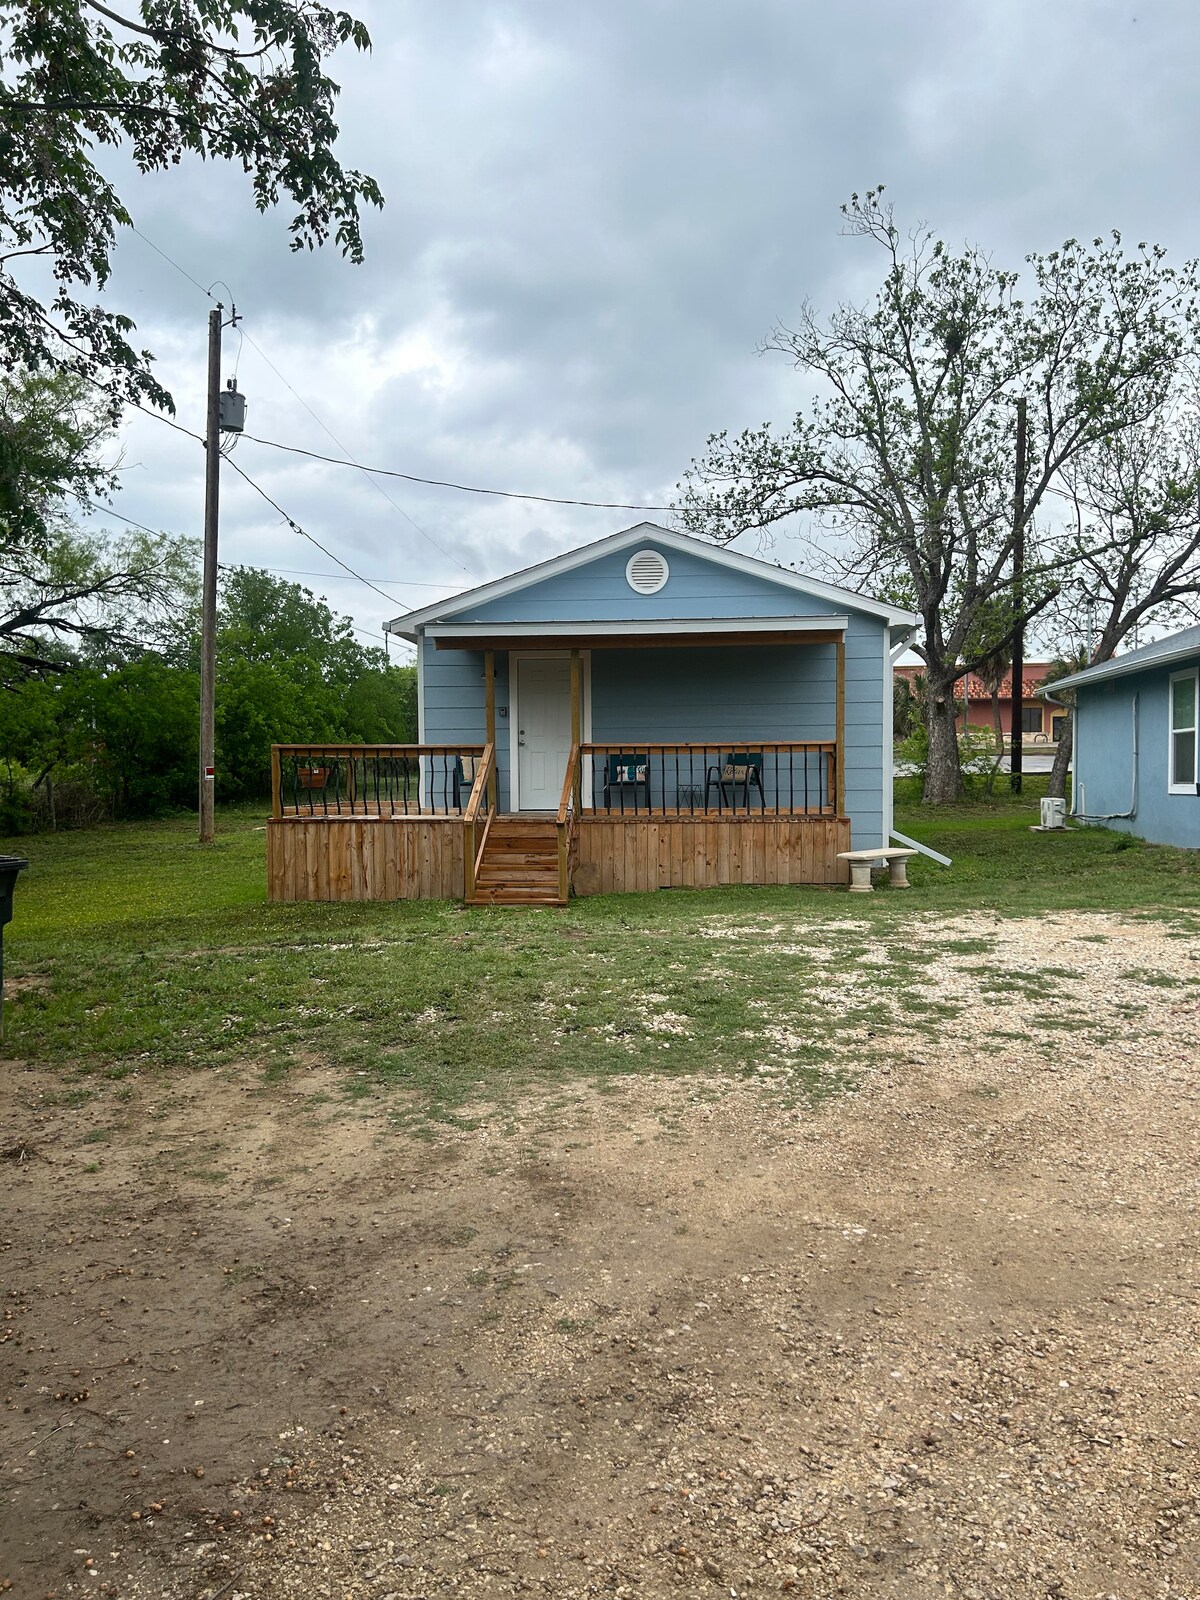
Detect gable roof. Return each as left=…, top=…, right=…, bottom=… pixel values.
left=385, top=522, right=919, bottom=638
left=1047, top=625, right=1200, bottom=693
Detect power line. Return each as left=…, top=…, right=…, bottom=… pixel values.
left=116, top=404, right=413, bottom=610
left=350, top=622, right=405, bottom=647
left=239, top=430, right=675, bottom=511
left=91, top=509, right=416, bottom=660
left=127, top=226, right=474, bottom=574
left=225, top=563, right=459, bottom=589
left=220, top=454, right=406, bottom=610
left=131, top=400, right=206, bottom=443
left=131, top=226, right=219, bottom=303
left=90, top=502, right=177, bottom=540
left=237, top=325, right=473, bottom=575
left=97, top=504, right=456, bottom=593
left=123, top=231, right=673, bottom=517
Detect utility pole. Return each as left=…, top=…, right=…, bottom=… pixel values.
left=198, top=305, right=245, bottom=844
left=1009, top=396, right=1028, bottom=795
left=199, top=304, right=222, bottom=844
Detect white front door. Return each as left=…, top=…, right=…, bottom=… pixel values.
left=515, top=654, right=572, bottom=810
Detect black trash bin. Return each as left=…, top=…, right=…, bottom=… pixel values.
left=0, top=855, right=29, bottom=1042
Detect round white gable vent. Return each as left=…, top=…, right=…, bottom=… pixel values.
left=625, top=548, right=669, bottom=595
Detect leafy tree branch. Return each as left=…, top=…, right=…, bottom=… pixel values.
left=0, top=0, right=382, bottom=471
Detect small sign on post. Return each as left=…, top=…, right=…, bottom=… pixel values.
left=0, top=855, right=29, bottom=1043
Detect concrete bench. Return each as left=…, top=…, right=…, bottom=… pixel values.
left=837, top=847, right=918, bottom=892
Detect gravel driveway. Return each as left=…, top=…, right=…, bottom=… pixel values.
left=2, top=909, right=1197, bottom=1599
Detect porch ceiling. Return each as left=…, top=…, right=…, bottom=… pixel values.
left=427, top=616, right=848, bottom=650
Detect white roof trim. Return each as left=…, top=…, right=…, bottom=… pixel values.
left=1047, top=638, right=1200, bottom=693
left=426, top=615, right=849, bottom=642
left=386, top=522, right=918, bottom=637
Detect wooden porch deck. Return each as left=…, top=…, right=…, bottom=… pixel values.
left=267, top=742, right=851, bottom=904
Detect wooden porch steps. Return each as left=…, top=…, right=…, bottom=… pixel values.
left=468, top=816, right=565, bottom=907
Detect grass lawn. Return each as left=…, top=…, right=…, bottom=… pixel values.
left=5, top=780, right=1200, bottom=1121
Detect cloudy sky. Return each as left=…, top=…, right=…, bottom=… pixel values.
left=92, top=0, right=1200, bottom=659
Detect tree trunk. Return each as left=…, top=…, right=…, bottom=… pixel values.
left=923, top=671, right=964, bottom=803
left=990, top=693, right=1003, bottom=755
left=1047, top=711, right=1073, bottom=800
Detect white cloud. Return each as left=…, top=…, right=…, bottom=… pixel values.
left=73, top=0, right=1200, bottom=649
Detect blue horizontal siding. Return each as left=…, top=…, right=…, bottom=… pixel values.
left=591, top=644, right=832, bottom=739
left=1076, top=660, right=1200, bottom=848
left=454, top=540, right=855, bottom=624
left=423, top=638, right=885, bottom=846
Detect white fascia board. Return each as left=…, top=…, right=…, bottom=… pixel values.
left=888, top=624, right=921, bottom=662
left=385, top=521, right=919, bottom=636
left=424, top=615, right=850, bottom=643
left=1049, top=644, right=1200, bottom=693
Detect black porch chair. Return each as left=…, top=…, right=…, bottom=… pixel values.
left=602, top=753, right=650, bottom=812
left=705, top=751, right=765, bottom=811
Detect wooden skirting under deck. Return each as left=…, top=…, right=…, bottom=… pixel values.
left=573, top=814, right=851, bottom=896
left=267, top=816, right=463, bottom=903
left=267, top=812, right=851, bottom=903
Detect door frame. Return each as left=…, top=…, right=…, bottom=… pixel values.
left=509, top=649, right=592, bottom=811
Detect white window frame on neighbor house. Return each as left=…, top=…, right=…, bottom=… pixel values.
left=1168, top=668, right=1198, bottom=794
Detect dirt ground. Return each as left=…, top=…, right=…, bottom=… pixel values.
left=2, top=910, right=1199, bottom=1600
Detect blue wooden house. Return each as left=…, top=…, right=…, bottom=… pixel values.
left=1049, top=624, right=1200, bottom=848
left=267, top=523, right=918, bottom=903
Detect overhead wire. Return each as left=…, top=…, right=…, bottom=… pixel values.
left=100, top=410, right=415, bottom=613
left=125, top=228, right=675, bottom=518
left=238, top=430, right=676, bottom=511
left=236, top=325, right=474, bottom=574
left=127, top=227, right=474, bottom=573
left=130, top=226, right=219, bottom=302
left=220, top=453, right=407, bottom=610
left=87, top=506, right=414, bottom=664
left=223, top=563, right=458, bottom=589
left=93, top=505, right=439, bottom=616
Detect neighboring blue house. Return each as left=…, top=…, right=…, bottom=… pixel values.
left=1050, top=624, right=1200, bottom=849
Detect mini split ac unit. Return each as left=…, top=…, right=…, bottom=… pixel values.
left=1040, top=797, right=1066, bottom=830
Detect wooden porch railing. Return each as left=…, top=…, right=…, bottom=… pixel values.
left=573, top=741, right=839, bottom=817
left=271, top=743, right=486, bottom=818
left=555, top=742, right=580, bottom=903
left=463, top=743, right=496, bottom=901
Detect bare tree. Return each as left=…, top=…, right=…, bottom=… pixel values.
left=679, top=191, right=1198, bottom=802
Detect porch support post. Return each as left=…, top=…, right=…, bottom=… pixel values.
left=484, top=650, right=496, bottom=809
left=835, top=638, right=846, bottom=815
left=570, top=648, right=582, bottom=811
